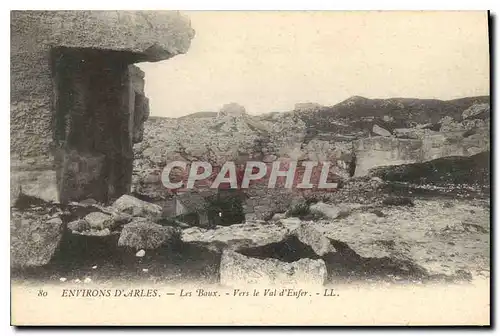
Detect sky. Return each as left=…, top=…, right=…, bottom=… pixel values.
left=138, top=11, right=490, bottom=118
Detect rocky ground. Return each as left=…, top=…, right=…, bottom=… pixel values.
left=11, top=179, right=490, bottom=287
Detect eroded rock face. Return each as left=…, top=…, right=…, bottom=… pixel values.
left=11, top=10, right=195, bottom=204
left=111, top=194, right=162, bottom=219
left=220, top=250, right=327, bottom=286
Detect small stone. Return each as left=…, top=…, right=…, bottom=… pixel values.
left=74, top=279, right=81, bottom=283
left=67, top=219, right=90, bottom=232
left=83, top=277, right=92, bottom=283
left=11, top=213, right=65, bottom=268
left=46, top=217, right=63, bottom=225
left=372, top=124, right=392, bottom=137
left=111, top=195, right=162, bottom=219
left=92, top=265, right=98, bottom=269
left=136, top=249, right=146, bottom=257
left=110, top=212, right=133, bottom=226
left=84, top=212, right=113, bottom=230
left=271, top=213, right=286, bottom=221
left=142, top=268, right=149, bottom=273
left=382, top=196, right=414, bottom=207
left=59, top=277, right=67, bottom=282
left=280, top=217, right=302, bottom=229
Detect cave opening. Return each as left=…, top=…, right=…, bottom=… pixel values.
left=51, top=47, right=142, bottom=204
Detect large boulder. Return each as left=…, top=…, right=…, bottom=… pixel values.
left=182, top=221, right=289, bottom=251
left=220, top=250, right=327, bottom=286
left=11, top=211, right=65, bottom=268
left=118, top=219, right=176, bottom=250
left=111, top=195, right=162, bottom=219
left=292, top=224, right=336, bottom=256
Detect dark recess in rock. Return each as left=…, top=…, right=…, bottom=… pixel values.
left=236, top=235, right=320, bottom=262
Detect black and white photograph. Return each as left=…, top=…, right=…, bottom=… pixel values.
left=9, top=10, right=491, bottom=326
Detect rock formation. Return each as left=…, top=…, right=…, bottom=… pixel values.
left=354, top=124, right=489, bottom=176
left=133, top=97, right=489, bottom=219
left=11, top=11, right=195, bottom=205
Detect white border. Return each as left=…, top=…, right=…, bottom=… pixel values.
left=1, top=1, right=497, bottom=334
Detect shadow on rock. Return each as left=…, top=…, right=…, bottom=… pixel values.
left=323, top=239, right=429, bottom=282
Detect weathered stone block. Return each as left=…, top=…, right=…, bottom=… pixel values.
left=118, top=219, right=176, bottom=250
left=11, top=212, right=64, bottom=268
left=220, top=250, right=327, bottom=286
